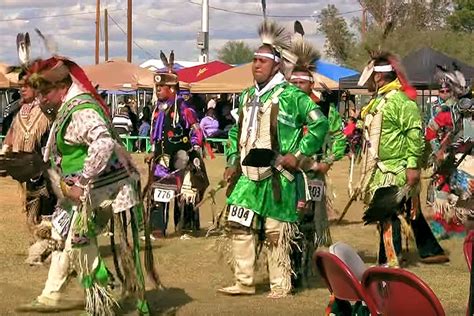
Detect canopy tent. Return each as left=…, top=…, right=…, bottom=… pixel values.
left=177, top=61, right=233, bottom=83
left=316, top=60, right=358, bottom=82
left=83, top=59, right=156, bottom=90
left=339, top=47, right=474, bottom=89
left=0, top=63, right=20, bottom=89
left=140, top=59, right=202, bottom=72
left=190, top=63, right=339, bottom=94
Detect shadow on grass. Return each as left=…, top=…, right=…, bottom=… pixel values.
left=330, top=219, right=364, bottom=226
left=119, top=287, right=193, bottom=315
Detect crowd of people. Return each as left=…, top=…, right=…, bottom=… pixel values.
left=0, top=19, right=472, bottom=315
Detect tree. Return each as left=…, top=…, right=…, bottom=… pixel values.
left=317, top=4, right=355, bottom=64
left=447, top=0, right=474, bottom=33
left=217, top=41, right=254, bottom=65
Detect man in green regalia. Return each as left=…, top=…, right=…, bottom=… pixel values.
left=287, top=36, right=346, bottom=287
left=17, top=56, right=158, bottom=315
left=357, top=51, right=448, bottom=267
left=218, top=20, right=329, bottom=298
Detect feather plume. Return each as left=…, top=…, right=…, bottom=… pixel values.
left=169, top=50, right=175, bottom=72
left=160, top=50, right=169, bottom=69
left=17, top=33, right=31, bottom=65
left=291, top=37, right=320, bottom=72
left=258, top=20, right=291, bottom=53
left=261, top=0, right=267, bottom=20
left=294, top=20, right=305, bottom=37
left=35, top=29, right=58, bottom=55
left=435, top=63, right=470, bottom=98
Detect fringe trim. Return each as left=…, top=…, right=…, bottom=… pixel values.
left=433, top=197, right=474, bottom=224
left=214, top=229, right=236, bottom=272
left=80, top=255, right=118, bottom=316
left=275, top=222, right=299, bottom=293
left=9, top=107, right=50, bottom=153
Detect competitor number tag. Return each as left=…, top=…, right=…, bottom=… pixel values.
left=228, top=205, right=255, bottom=227
left=308, top=179, right=324, bottom=201
left=52, top=209, right=72, bottom=238
left=153, top=189, right=175, bottom=202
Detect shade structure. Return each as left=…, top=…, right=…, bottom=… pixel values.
left=316, top=60, right=358, bottom=82
left=83, top=59, right=157, bottom=90
left=190, top=63, right=339, bottom=94
left=0, top=63, right=20, bottom=89
left=177, top=60, right=233, bottom=83
left=339, top=47, right=474, bottom=89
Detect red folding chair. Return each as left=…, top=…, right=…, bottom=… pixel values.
left=362, top=266, right=446, bottom=316
left=313, top=251, right=378, bottom=315
left=464, top=230, right=474, bottom=271
left=465, top=230, right=474, bottom=316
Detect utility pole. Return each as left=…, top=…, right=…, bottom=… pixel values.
left=104, top=8, right=109, bottom=61
left=127, top=0, right=132, bottom=62
left=197, top=0, right=209, bottom=63
left=95, top=0, right=100, bottom=64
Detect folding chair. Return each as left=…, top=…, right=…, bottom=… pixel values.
left=329, top=241, right=367, bottom=281
left=362, top=266, right=445, bottom=316
left=313, top=251, right=378, bottom=315
left=464, top=230, right=474, bottom=271
left=465, top=230, right=474, bottom=316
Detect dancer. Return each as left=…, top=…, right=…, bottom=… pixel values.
left=147, top=51, right=208, bottom=237
left=218, top=20, right=329, bottom=298
left=1, top=32, right=56, bottom=265
left=357, top=51, right=448, bottom=267
left=18, top=56, right=155, bottom=315
left=287, top=36, right=346, bottom=287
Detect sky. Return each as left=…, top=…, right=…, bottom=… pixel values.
left=0, top=0, right=361, bottom=66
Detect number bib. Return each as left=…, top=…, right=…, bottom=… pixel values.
left=52, top=208, right=72, bottom=238
left=227, top=205, right=255, bottom=227
left=153, top=189, right=175, bottom=202
left=308, top=179, right=324, bottom=202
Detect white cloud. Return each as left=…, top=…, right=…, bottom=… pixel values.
left=0, top=0, right=360, bottom=66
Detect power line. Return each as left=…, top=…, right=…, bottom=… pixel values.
left=187, top=1, right=362, bottom=18
left=0, top=8, right=124, bottom=22
left=108, top=13, right=157, bottom=60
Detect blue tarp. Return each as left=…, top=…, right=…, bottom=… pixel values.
left=316, top=60, right=359, bottom=82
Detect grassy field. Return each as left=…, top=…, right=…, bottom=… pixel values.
left=0, top=154, right=469, bottom=315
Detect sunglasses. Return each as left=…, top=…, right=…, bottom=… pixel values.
left=439, top=89, right=450, bottom=93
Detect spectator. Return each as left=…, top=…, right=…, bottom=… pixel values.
left=207, top=95, right=217, bottom=110
left=137, top=106, right=151, bottom=152
left=200, top=108, right=226, bottom=138
left=343, top=116, right=357, bottom=137
left=112, top=107, right=133, bottom=136
left=124, top=104, right=138, bottom=136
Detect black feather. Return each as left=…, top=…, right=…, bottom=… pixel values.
left=294, top=20, right=305, bottom=36
left=362, top=185, right=405, bottom=225
left=16, top=33, right=23, bottom=51
left=169, top=50, right=175, bottom=72
left=25, top=32, right=30, bottom=48
left=160, top=50, right=169, bottom=69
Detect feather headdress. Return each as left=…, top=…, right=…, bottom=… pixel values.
left=257, top=20, right=297, bottom=64
left=434, top=62, right=470, bottom=98
left=290, top=36, right=320, bottom=75
left=358, top=50, right=417, bottom=100
left=35, top=28, right=58, bottom=55
left=154, top=50, right=178, bottom=86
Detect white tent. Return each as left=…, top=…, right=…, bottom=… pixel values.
left=140, top=59, right=203, bottom=71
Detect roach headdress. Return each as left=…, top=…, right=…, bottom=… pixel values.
left=358, top=50, right=417, bottom=100
left=256, top=20, right=297, bottom=65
